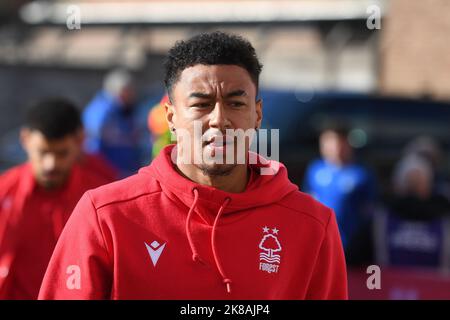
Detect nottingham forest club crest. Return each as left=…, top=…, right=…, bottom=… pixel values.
left=258, top=226, right=282, bottom=274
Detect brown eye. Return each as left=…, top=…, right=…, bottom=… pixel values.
left=192, top=103, right=211, bottom=108
left=230, top=101, right=245, bottom=107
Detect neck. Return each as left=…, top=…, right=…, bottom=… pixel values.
left=175, top=162, right=250, bottom=193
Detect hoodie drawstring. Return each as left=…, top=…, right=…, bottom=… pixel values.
left=185, top=188, right=233, bottom=293
left=186, top=188, right=202, bottom=263
left=211, top=197, right=232, bottom=293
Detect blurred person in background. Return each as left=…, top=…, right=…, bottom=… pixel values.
left=346, top=153, right=450, bottom=270
left=0, top=98, right=113, bottom=299
left=303, top=124, right=377, bottom=249
left=147, top=94, right=172, bottom=159
left=403, top=135, right=450, bottom=200
left=83, top=68, right=143, bottom=177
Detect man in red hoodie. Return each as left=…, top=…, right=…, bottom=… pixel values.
left=39, top=32, right=348, bottom=299
left=0, top=98, right=113, bottom=299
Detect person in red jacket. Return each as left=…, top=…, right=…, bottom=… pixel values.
left=39, top=32, right=347, bottom=300
left=0, top=98, right=113, bottom=299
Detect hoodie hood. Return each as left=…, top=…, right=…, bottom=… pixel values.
left=139, top=144, right=298, bottom=293
left=141, top=144, right=298, bottom=220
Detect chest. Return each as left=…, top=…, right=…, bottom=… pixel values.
left=105, top=206, right=323, bottom=299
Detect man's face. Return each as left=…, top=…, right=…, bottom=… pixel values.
left=167, top=64, right=262, bottom=176
left=118, top=85, right=136, bottom=111
left=405, top=168, right=432, bottom=200
left=21, top=129, right=82, bottom=189
left=319, top=130, right=352, bottom=166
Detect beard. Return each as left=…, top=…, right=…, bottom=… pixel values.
left=195, top=162, right=237, bottom=177
left=197, top=142, right=244, bottom=177
left=37, top=170, right=69, bottom=189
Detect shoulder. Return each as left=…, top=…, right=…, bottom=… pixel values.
left=0, top=164, right=29, bottom=191
left=82, top=93, right=114, bottom=123
left=349, top=163, right=375, bottom=183
left=86, top=170, right=161, bottom=210
left=306, top=159, right=325, bottom=172
left=0, top=164, right=23, bottom=179
left=276, top=190, right=333, bottom=229
left=349, top=162, right=371, bottom=174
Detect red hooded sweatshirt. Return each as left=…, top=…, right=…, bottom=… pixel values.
left=0, top=163, right=112, bottom=299
left=39, top=145, right=347, bottom=299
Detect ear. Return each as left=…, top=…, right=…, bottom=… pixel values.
left=255, top=98, right=263, bottom=129
left=164, top=100, right=176, bottom=131
left=75, top=128, right=85, bottom=147
left=20, top=127, right=31, bottom=151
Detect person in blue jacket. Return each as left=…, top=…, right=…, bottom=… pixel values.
left=303, top=124, right=377, bottom=249
left=83, top=69, right=143, bottom=177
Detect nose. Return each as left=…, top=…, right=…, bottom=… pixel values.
left=42, top=154, right=56, bottom=171
left=209, top=102, right=231, bottom=130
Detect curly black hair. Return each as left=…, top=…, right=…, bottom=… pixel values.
left=25, top=98, right=82, bottom=140
left=164, top=31, right=263, bottom=99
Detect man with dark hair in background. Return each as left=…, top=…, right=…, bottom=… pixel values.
left=0, top=98, right=113, bottom=299
left=39, top=32, right=347, bottom=300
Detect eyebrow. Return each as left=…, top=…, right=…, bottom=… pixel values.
left=188, top=90, right=247, bottom=99
left=225, top=90, right=247, bottom=98
left=189, top=92, right=213, bottom=99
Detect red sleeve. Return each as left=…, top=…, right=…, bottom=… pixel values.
left=305, top=210, right=348, bottom=300
left=38, top=192, right=112, bottom=300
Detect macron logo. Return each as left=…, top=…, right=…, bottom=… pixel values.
left=145, top=241, right=166, bottom=267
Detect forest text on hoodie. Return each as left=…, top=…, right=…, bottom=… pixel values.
left=38, top=144, right=348, bottom=299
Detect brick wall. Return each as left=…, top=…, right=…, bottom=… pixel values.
left=380, top=0, right=450, bottom=100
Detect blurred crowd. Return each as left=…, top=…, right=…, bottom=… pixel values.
left=304, top=125, right=450, bottom=272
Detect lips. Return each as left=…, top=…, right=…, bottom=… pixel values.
left=205, top=135, right=234, bottom=147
